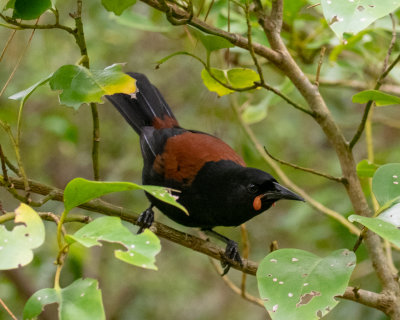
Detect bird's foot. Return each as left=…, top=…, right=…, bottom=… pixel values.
left=220, top=240, right=243, bottom=276
left=137, top=206, right=154, bottom=234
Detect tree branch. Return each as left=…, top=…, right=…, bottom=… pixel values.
left=71, top=0, right=101, bottom=181
left=0, top=174, right=394, bottom=313
left=139, top=0, right=282, bottom=63
left=0, top=13, right=75, bottom=34
left=0, top=174, right=257, bottom=274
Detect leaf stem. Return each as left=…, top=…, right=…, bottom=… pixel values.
left=54, top=264, right=62, bottom=290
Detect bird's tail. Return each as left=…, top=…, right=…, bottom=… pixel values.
left=106, top=72, right=179, bottom=134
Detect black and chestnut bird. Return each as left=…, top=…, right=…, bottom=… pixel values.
left=107, top=73, right=304, bottom=273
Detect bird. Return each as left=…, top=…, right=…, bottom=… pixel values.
left=107, top=72, right=304, bottom=274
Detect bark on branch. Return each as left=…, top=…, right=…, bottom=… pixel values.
left=0, top=175, right=395, bottom=314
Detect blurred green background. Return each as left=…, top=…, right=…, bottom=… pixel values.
left=1, top=0, right=400, bottom=319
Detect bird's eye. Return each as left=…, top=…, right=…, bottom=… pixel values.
left=247, top=183, right=259, bottom=194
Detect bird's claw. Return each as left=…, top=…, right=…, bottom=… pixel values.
left=220, top=240, right=243, bottom=276
left=137, top=206, right=154, bottom=234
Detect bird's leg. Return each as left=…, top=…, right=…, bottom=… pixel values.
left=137, top=205, right=155, bottom=234
left=202, top=229, right=243, bottom=275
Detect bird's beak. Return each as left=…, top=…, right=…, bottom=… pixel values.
left=262, top=182, right=305, bottom=202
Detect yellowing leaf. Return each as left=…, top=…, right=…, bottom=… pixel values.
left=201, top=68, right=260, bottom=96
left=49, top=64, right=136, bottom=109
left=0, top=204, right=45, bottom=270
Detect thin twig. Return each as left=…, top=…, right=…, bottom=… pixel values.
left=0, top=29, right=17, bottom=63
left=0, top=13, right=75, bottom=34
left=204, top=0, right=215, bottom=22
left=0, top=144, right=9, bottom=183
left=263, top=146, right=345, bottom=183
left=71, top=1, right=100, bottom=181
left=312, top=77, right=400, bottom=96
left=244, top=0, right=264, bottom=84
left=208, top=258, right=266, bottom=309
left=4, top=156, right=19, bottom=175
left=383, top=14, right=397, bottom=73
left=0, top=211, right=91, bottom=225
left=0, top=298, right=18, bottom=320
left=0, top=120, right=29, bottom=191
left=230, top=98, right=360, bottom=235
left=258, top=82, right=314, bottom=116
left=0, top=201, right=5, bottom=214
left=0, top=21, right=37, bottom=97
left=314, top=46, right=326, bottom=86
left=350, top=17, right=400, bottom=149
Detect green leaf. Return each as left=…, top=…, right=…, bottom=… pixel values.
left=321, top=0, right=400, bottom=39
left=372, top=163, right=400, bottom=206
left=349, top=212, right=400, bottom=247
left=201, top=68, right=233, bottom=96
left=113, top=10, right=174, bottom=32
left=0, top=204, right=45, bottom=270
left=65, top=217, right=161, bottom=270
left=257, top=249, right=355, bottom=320
left=23, top=278, right=105, bottom=320
left=201, top=68, right=260, bottom=96
left=9, top=74, right=52, bottom=104
left=352, top=90, right=400, bottom=106
left=101, top=0, right=136, bottom=16
left=63, top=177, right=188, bottom=215
left=13, top=0, right=51, bottom=20
left=356, top=159, right=380, bottom=178
left=188, top=26, right=234, bottom=53
left=49, top=64, right=136, bottom=110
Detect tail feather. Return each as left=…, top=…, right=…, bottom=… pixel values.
left=106, top=72, right=178, bottom=134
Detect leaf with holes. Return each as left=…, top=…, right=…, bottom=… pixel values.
left=65, top=217, right=161, bottom=270
left=63, top=177, right=188, bottom=215
left=49, top=64, right=136, bottom=109
left=372, top=163, right=400, bottom=207
left=101, top=0, right=137, bottom=15
left=0, top=204, right=45, bottom=270
left=12, top=0, right=51, bottom=20
left=201, top=68, right=260, bottom=96
left=356, top=159, right=380, bottom=178
left=189, top=26, right=234, bottom=53
left=352, top=90, right=400, bottom=106
left=23, top=278, right=105, bottom=320
left=257, top=249, right=355, bottom=320
left=321, top=0, right=400, bottom=39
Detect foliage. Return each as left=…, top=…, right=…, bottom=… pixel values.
left=1, top=0, right=400, bottom=319
left=0, top=204, right=45, bottom=270
left=257, top=249, right=356, bottom=320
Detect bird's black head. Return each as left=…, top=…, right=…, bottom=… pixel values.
left=232, top=167, right=304, bottom=215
